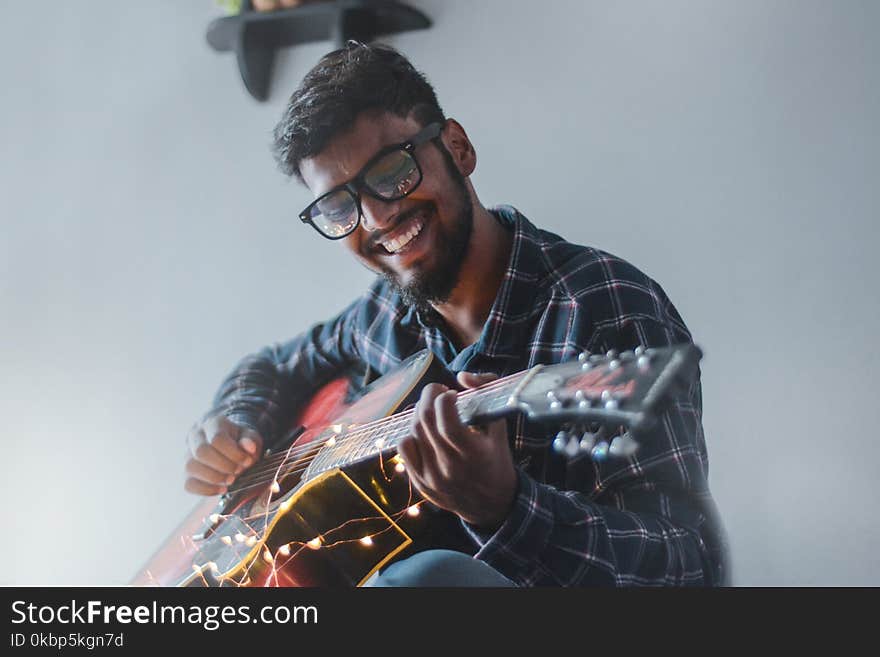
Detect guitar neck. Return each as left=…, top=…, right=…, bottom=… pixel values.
left=304, top=372, right=526, bottom=478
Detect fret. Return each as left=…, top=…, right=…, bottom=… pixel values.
left=307, top=373, right=528, bottom=477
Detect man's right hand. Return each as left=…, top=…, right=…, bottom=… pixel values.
left=184, top=415, right=264, bottom=496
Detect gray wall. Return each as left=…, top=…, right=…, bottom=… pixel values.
left=2, top=0, right=877, bottom=585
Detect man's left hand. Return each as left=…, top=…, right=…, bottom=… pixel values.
left=398, top=371, right=518, bottom=532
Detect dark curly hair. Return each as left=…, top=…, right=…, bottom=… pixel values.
left=272, top=41, right=445, bottom=181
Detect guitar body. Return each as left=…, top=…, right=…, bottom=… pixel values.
left=132, top=350, right=472, bottom=587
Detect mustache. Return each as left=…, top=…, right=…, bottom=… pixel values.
left=367, top=201, right=433, bottom=250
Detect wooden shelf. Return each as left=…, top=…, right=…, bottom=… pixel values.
left=206, top=0, right=432, bottom=101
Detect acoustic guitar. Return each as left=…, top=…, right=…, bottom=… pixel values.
left=131, top=344, right=701, bottom=587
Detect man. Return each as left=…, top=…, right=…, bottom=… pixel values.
left=184, top=42, right=728, bottom=586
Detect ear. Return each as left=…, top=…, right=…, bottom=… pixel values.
left=440, top=118, right=477, bottom=177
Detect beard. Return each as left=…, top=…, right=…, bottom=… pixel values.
left=379, top=149, right=473, bottom=315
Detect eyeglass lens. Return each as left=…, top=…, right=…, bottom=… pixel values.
left=307, top=148, right=422, bottom=238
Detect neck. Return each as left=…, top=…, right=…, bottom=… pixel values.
left=431, top=204, right=513, bottom=349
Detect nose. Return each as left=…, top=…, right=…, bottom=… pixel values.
left=359, top=195, right=400, bottom=234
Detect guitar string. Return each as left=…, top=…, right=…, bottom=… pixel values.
left=227, top=374, right=523, bottom=492
left=230, top=379, right=519, bottom=490
left=232, top=373, right=520, bottom=478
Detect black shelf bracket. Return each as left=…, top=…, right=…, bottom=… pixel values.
left=206, top=0, right=432, bottom=102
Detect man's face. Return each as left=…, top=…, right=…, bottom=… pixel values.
left=299, top=112, right=473, bottom=310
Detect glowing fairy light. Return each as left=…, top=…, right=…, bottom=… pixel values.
left=360, top=536, right=374, bottom=547
left=374, top=438, right=386, bottom=449
left=325, top=437, right=337, bottom=447
left=331, top=424, right=344, bottom=434
left=278, top=544, right=291, bottom=556
left=307, top=537, right=323, bottom=550
left=406, top=505, right=420, bottom=517
left=234, top=533, right=245, bottom=543
left=395, top=462, right=406, bottom=473
left=221, top=536, right=233, bottom=546
left=245, top=535, right=258, bottom=547
left=263, top=549, right=273, bottom=564
left=209, top=513, right=221, bottom=524
left=270, top=480, right=281, bottom=494
left=280, top=498, right=293, bottom=512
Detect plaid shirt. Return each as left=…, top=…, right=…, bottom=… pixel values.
left=211, top=205, right=728, bottom=587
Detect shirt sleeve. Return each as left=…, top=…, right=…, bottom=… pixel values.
left=462, top=318, right=728, bottom=587
left=204, top=299, right=363, bottom=450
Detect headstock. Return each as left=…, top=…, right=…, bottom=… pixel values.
left=506, top=343, right=702, bottom=461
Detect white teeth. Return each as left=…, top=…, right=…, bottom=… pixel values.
left=381, top=217, right=424, bottom=254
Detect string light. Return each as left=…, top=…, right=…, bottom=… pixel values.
left=209, top=513, right=221, bottom=524
left=394, top=462, right=406, bottom=473
left=221, top=536, right=233, bottom=546
left=325, top=437, right=337, bottom=447
left=234, top=533, right=246, bottom=543
left=278, top=544, right=291, bottom=556
left=406, top=505, right=420, bottom=517
left=263, top=549, right=273, bottom=564
left=374, top=438, right=385, bottom=449
left=245, top=535, right=258, bottom=547
left=359, top=536, right=373, bottom=547
left=307, top=537, right=323, bottom=550
left=270, top=480, right=281, bottom=494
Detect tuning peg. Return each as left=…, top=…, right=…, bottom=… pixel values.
left=634, top=345, right=647, bottom=356
left=606, top=349, right=618, bottom=359
left=579, top=431, right=597, bottom=452
left=564, top=436, right=581, bottom=458
left=609, top=433, right=639, bottom=457
left=619, top=350, right=636, bottom=361
left=591, top=441, right=610, bottom=461
left=552, top=430, right=570, bottom=453
left=608, top=359, right=621, bottom=370
left=577, top=352, right=590, bottom=363
left=637, top=355, right=651, bottom=371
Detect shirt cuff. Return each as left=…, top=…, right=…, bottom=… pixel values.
left=460, top=468, right=555, bottom=584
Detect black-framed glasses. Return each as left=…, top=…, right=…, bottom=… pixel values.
left=299, top=122, right=443, bottom=240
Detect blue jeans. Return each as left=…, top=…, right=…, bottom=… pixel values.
left=363, top=549, right=516, bottom=587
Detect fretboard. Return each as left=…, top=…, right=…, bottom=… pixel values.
left=302, top=372, right=524, bottom=479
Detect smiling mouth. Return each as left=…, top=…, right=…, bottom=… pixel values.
left=376, top=207, right=431, bottom=255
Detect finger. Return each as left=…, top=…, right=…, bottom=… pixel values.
left=399, top=436, right=441, bottom=503
left=239, top=429, right=264, bottom=458
left=416, top=383, right=448, bottom=443
left=184, top=477, right=227, bottom=497
left=418, top=383, right=449, bottom=408
left=185, top=459, right=235, bottom=486
left=456, top=371, right=499, bottom=390
left=206, top=431, right=255, bottom=472
left=433, top=390, right=470, bottom=455
left=188, top=426, right=239, bottom=473
left=398, top=435, right=423, bottom=475
left=192, top=442, right=240, bottom=475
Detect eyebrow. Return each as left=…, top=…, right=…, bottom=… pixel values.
left=314, top=137, right=410, bottom=198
